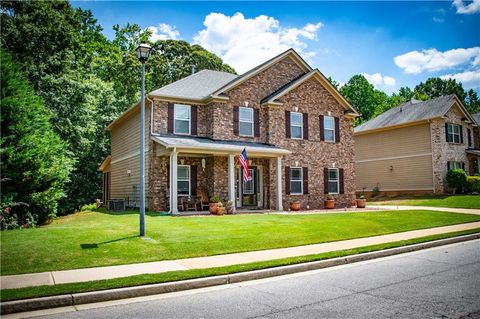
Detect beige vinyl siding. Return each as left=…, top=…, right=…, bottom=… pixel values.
left=355, top=124, right=432, bottom=161
left=355, top=155, right=433, bottom=191
left=110, top=105, right=150, bottom=205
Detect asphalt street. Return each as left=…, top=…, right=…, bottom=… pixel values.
left=31, top=239, right=480, bottom=319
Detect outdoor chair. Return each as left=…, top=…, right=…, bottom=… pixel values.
left=196, top=188, right=210, bottom=211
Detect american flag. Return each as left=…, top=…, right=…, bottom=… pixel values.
left=239, top=148, right=251, bottom=182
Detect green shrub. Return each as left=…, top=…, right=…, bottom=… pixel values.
left=466, top=176, right=480, bottom=193
left=80, top=203, right=97, bottom=212
left=446, top=169, right=467, bottom=194
left=209, top=195, right=220, bottom=203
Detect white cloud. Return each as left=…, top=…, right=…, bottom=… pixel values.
left=453, top=0, right=480, bottom=14
left=147, top=23, right=180, bottom=42
left=441, top=70, right=480, bottom=89
left=361, top=73, right=396, bottom=93
left=193, top=12, right=323, bottom=73
left=394, top=47, right=480, bottom=74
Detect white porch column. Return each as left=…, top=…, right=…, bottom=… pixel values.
left=171, top=151, right=178, bottom=215
left=276, top=156, right=283, bottom=211
left=228, top=154, right=236, bottom=212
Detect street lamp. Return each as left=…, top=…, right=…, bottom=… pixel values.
left=136, top=43, right=153, bottom=237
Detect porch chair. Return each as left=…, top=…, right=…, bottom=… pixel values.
left=196, top=188, right=210, bottom=211
left=185, top=196, right=198, bottom=211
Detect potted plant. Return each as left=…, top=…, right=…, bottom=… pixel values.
left=290, top=200, right=301, bottom=211
left=217, top=202, right=225, bottom=215
left=209, top=195, right=220, bottom=215
left=356, top=195, right=366, bottom=208
left=225, top=200, right=234, bottom=214
left=324, top=194, right=335, bottom=209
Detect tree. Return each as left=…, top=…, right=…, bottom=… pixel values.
left=0, top=49, right=74, bottom=224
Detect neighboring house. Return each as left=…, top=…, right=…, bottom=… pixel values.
left=354, top=95, right=479, bottom=196
left=99, top=49, right=359, bottom=214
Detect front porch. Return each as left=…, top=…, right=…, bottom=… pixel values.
left=149, top=135, right=291, bottom=214
left=466, top=149, right=480, bottom=176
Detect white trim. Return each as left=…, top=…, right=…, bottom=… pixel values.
left=239, top=107, right=254, bottom=137
left=355, top=153, right=433, bottom=164
left=327, top=168, right=339, bottom=195
left=324, top=116, right=335, bottom=142
left=174, top=104, right=191, bottom=135
left=258, top=166, right=263, bottom=208
left=430, top=122, right=436, bottom=194
left=177, top=165, right=191, bottom=196
left=243, top=168, right=255, bottom=194
left=290, top=112, right=303, bottom=140
left=446, top=122, right=461, bottom=144
left=228, top=154, right=236, bottom=211
left=170, top=151, right=178, bottom=214
left=276, top=157, right=283, bottom=211
left=290, top=167, right=303, bottom=195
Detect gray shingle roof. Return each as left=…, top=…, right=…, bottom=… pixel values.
left=149, top=70, right=237, bottom=101
left=355, top=95, right=457, bottom=133
left=472, top=112, right=480, bottom=126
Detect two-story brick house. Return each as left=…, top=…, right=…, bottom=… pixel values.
left=100, top=49, right=359, bottom=213
left=354, top=95, right=478, bottom=195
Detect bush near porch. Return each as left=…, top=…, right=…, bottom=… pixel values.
left=2, top=209, right=480, bottom=276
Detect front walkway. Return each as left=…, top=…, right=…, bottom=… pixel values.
left=2, top=215, right=479, bottom=290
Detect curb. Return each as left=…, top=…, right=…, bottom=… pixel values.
left=2, top=233, right=479, bottom=315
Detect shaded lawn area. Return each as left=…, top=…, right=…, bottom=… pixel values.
left=370, top=194, right=480, bottom=209
left=2, top=209, right=480, bottom=276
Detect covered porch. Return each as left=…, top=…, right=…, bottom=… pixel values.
left=466, top=149, right=480, bottom=176
left=150, top=135, right=291, bottom=214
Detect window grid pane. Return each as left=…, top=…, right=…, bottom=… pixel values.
left=290, top=112, right=302, bottom=125
left=291, top=126, right=302, bottom=139
left=239, top=107, right=253, bottom=121
left=290, top=181, right=302, bottom=194
left=174, top=105, right=190, bottom=120
left=328, top=181, right=338, bottom=194
left=325, top=129, right=334, bottom=141
left=291, top=168, right=302, bottom=180
left=324, top=116, right=334, bottom=129
left=175, top=120, right=190, bottom=134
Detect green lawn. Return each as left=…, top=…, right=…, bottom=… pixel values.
left=1, top=209, right=480, bottom=276
left=370, top=194, right=480, bottom=209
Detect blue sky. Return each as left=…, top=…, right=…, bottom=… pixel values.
left=73, top=1, right=480, bottom=94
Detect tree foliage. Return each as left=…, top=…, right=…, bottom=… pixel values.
left=0, top=49, right=74, bottom=224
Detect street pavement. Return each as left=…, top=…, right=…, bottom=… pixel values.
left=19, top=239, right=480, bottom=319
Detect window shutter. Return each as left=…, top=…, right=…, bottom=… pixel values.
left=190, top=165, right=197, bottom=195
left=447, top=162, right=451, bottom=171
left=324, top=168, right=328, bottom=194
left=460, top=125, right=464, bottom=144
left=233, top=106, right=239, bottom=135
left=445, top=123, right=449, bottom=142
left=319, top=115, right=325, bottom=141
left=468, top=129, right=472, bottom=147
left=303, top=113, right=309, bottom=140
left=339, top=168, right=344, bottom=194
left=461, top=162, right=465, bottom=171
left=285, top=166, right=290, bottom=195
left=191, top=106, right=198, bottom=136
left=285, top=111, right=291, bottom=138
left=334, top=117, right=340, bottom=143
left=303, top=167, right=309, bottom=194
left=254, top=108, right=260, bottom=137
left=168, top=103, right=174, bottom=133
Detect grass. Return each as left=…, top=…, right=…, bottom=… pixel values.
left=1, top=209, right=480, bottom=276
left=370, top=194, right=480, bottom=209
left=1, top=227, right=478, bottom=302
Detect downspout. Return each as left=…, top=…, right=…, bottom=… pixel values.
left=146, top=95, right=155, bottom=136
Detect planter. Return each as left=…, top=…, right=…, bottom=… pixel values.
left=290, top=201, right=301, bottom=211
left=209, top=203, right=219, bottom=215
left=217, top=207, right=225, bottom=215
left=324, top=199, right=335, bottom=209
left=356, top=199, right=366, bottom=208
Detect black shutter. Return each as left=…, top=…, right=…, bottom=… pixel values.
left=461, top=162, right=465, bottom=171
left=445, top=123, right=449, bottom=142
left=319, top=115, right=325, bottom=141
left=334, top=117, right=340, bottom=143
left=324, top=168, right=329, bottom=194
left=303, top=167, right=309, bottom=194
left=285, top=111, right=291, bottom=138
left=339, top=168, right=344, bottom=194
left=460, top=125, right=464, bottom=144
left=285, top=166, right=290, bottom=195
left=191, top=106, right=198, bottom=136
left=168, top=103, right=174, bottom=133
left=447, top=162, right=451, bottom=171
left=468, top=129, right=472, bottom=147
left=190, top=165, right=197, bottom=195
left=303, top=113, right=309, bottom=140
left=233, top=106, right=239, bottom=135
left=254, top=108, right=260, bottom=137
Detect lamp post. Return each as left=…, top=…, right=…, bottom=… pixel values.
left=136, top=43, right=153, bottom=237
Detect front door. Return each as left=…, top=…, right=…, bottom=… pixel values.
left=242, top=167, right=257, bottom=206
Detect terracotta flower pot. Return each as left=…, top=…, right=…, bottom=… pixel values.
left=356, top=199, right=366, bottom=208
left=217, top=207, right=225, bottom=215
left=324, top=199, right=335, bottom=209
left=209, top=203, right=219, bottom=214
left=290, top=201, right=301, bottom=211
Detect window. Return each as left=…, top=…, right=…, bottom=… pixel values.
left=239, top=107, right=254, bottom=136
left=328, top=168, right=339, bottom=194
left=290, top=168, right=303, bottom=194
left=324, top=116, right=335, bottom=142
left=447, top=161, right=464, bottom=171
left=290, top=112, right=303, bottom=139
left=243, top=168, right=255, bottom=194
left=177, top=165, right=190, bottom=195
left=174, top=104, right=191, bottom=135
left=446, top=123, right=461, bottom=143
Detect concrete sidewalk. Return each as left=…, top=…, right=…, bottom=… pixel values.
left=367, top=205, right=480, bottom=215
left=2, top=220, right=480, bottom=290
